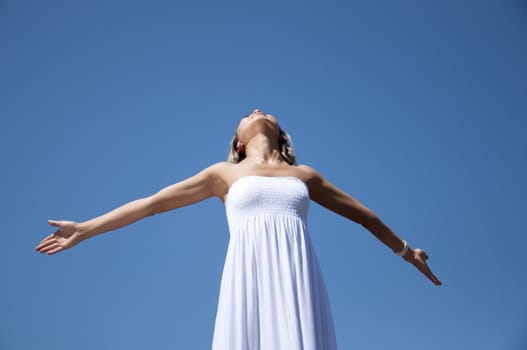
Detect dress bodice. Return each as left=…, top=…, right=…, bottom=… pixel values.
left=225, top=176, right=310, bottom=225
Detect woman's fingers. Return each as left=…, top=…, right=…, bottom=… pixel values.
left=419, top=257, right=442, bottom=286
left=426, top=271, right=442, bottom=286
left=36, top=231, right=66, bottom=254
left=37, top=241, right=61, bottom=254
left=36, top=238, right=57, bottom=251
left=431, top=275, right=442, bottom=286
left=36, top=220, right=68, bottom=251
left=37, top=233, right=56, bottom=244
left=36, top=236, right=74, bottom=255
left=35, top=234, right=58, bottom=251
left=46, top=245, right=65, bottom=255
left=422, top=263, right=441, bottom=285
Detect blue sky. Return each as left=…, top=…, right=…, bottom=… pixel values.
left=2, top=0, right=526, bottom=349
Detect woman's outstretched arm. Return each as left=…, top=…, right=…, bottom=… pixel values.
left=302, top=165, right=442, bottom=286
left=35, top=163, right=228, bottom=255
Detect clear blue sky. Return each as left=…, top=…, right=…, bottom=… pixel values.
left=1, top=0, right=526, bottom=349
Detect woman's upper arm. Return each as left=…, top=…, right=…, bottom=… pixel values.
left=147, top=163, right=228, bottom=215
left=305, top=167, right=377, bottom=225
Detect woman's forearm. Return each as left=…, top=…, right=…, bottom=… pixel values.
left=362, top=216, right=406, bottom=254
left=77, top=197, right=155, bottom=240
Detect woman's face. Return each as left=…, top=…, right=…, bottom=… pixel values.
left=236, top=109, right=280, bottom=142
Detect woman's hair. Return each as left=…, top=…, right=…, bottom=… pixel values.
left=227, top=128, right=297, bottom=165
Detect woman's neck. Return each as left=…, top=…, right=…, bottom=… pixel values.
left=244, top=134, right=283, bottom=165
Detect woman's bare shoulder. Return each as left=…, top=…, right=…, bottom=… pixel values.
left=204, top=162, right=244, bottom=185
left=295, top=164, right=324, bottom=184
left=206, top=161, right=236, bottom=175
left=205, top=161, right=232, bottom=172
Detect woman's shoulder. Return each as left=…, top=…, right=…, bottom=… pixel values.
left=201, top=162, right=237, bottom=178
left=295, top=163, right=317, bottom=173
left=203, top=162, right=243, bottom=183
left=295, top=164, right=323, bottom=180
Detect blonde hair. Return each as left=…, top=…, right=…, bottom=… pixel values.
left=227, top=128, right=296, bottom=165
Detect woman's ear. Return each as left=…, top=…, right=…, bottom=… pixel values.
left=236, top=141, right=245, bottom=154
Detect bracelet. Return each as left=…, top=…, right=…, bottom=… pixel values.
left=395, top=240, right=409, bottom=257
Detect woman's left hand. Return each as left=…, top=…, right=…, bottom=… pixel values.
left=403, top=248, right=442, bottom=286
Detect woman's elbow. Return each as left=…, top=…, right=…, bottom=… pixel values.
left=144, top=196, right=165, bottom=217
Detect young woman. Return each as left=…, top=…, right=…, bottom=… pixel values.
left=36, top=108, right=441, bottom=349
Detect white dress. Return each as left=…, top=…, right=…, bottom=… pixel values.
left=212, top=176, right=337, bottom=350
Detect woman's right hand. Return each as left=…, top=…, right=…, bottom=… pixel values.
left=35, top=220, right=84, bottom=255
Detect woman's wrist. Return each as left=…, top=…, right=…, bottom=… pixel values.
left=402, top=247, right=415, bottom=261
left=75, top=222, right=91, bottom=241
left=394, top=240, right=409, bottom=256
left=394, top=240, right=415, bottom=260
